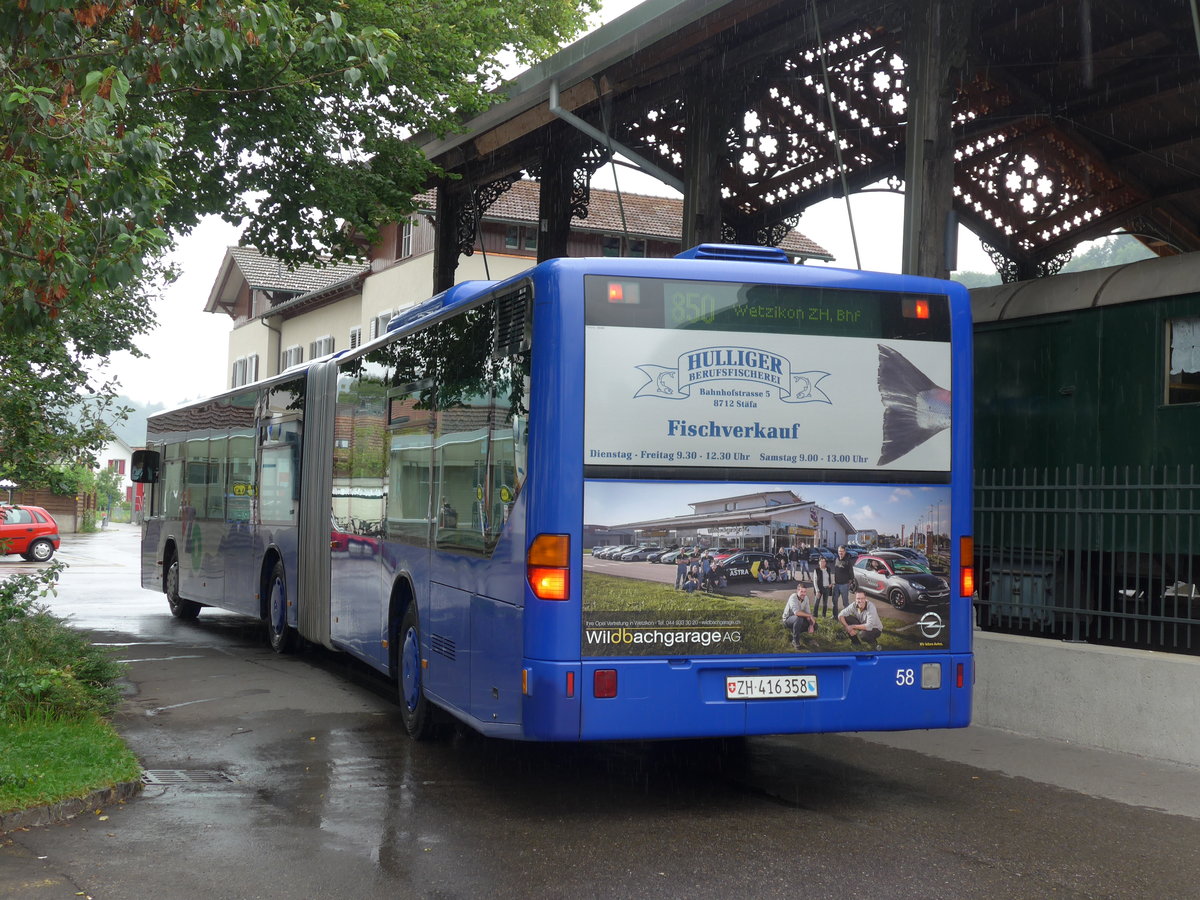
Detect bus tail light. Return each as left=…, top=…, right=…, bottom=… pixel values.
left=528, top=534, right=570, bottom=600
left=959, top=535, right=975, bottom=596
left=594, top=669, right=617, bottom=698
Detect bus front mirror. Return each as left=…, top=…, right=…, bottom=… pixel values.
left=131, top=449, right=160, bottom=483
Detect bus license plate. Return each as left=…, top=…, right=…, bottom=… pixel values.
left=726, top=675, right=818, bottom=700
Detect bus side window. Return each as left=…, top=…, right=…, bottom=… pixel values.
left=226, top=391, right=257, bottom=524
left=332, top=358, right=389, bottom=540
left=386, top=388, right=434, bottom=546
left=161, top=442, right=183, bottom=518
left=380, top=333, right=435, bottom=547
left=433, top=305, right=530, bottom=555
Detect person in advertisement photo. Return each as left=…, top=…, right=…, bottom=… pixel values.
left=781, top=588, right=818, bottom=650
left=582, top=481, right=951, bottom=658
left=832, top=544, right=855, bottom=609
left=838, top=589, right=885, bottom=651
left=813, top=556, right=834, bottom=617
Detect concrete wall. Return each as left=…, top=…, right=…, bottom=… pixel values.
left=973, top=631, right=1200, bottom=768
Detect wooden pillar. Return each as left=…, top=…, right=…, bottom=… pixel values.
left=681, top=72, right=726, bottom=249
left=901, top=0, right=971, bottom=278
left=537, top=130, right=578, bottom=263
left=432, top=178, right=463, bottom=294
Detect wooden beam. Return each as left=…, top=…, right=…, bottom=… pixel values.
left=537, top=128, right=579, bottom=262
left=902, top=0, right=971, bottom=278
left=432, top=180, right=463, bottom=294
left=682, top=63, right=731, bottom=248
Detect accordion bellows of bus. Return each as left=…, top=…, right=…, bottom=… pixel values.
left=133, top=243, right=974, bottom=741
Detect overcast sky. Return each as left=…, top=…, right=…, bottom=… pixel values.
left=104, top=0, right=999, bottom=410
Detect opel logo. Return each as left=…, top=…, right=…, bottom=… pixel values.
left=918, top=611, right=945, bottom=640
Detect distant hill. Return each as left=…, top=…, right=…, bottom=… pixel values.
left=109, top=397, right=167, bottom=448
left=953, top=234, right=1156, bottom=290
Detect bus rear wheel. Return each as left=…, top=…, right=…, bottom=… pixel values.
left=165, top=557, right=201, bottom=620
left=399, top=605, right=435, bottom=740
left=266, top=561, right=296, bottom=654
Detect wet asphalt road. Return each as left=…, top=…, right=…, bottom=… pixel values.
left=3, top=526, right=1199, bottom=899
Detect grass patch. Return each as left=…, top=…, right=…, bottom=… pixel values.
left=1, top=563, right=139, bottom=814
left=0, top=713, right=141, bottom=814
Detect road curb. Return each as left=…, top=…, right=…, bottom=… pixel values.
left=0, top=779, right=142, bottom=834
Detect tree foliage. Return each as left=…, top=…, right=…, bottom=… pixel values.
left=0, top=0, right=596, bottom=486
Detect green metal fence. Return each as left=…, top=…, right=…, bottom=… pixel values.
left=975, top=466, right=1199, bottom=655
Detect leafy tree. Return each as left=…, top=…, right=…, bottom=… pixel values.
left=0, top=0, right=596, bottom=486
left=95, top=467, right=123, bottom=512
left=953, top=234, right=1158, bottom=291
left=951, top=269, right=1001, bottom=289
left=1060, top=234, right=1155, bottom=273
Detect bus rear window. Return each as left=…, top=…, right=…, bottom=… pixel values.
left=585, top=276, right=950, bottom=342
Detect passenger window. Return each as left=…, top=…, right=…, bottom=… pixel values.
left=433, top=299, right=530, bottom=555
left=331, top=358, right=390, bottom=542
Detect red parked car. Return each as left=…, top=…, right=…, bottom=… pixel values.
left=0, top=505, right=62, bottom=561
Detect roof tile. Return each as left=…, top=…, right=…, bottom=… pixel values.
left=416, top=181, right=831, bottom=259
left=229, top=246, right=368, bottom=294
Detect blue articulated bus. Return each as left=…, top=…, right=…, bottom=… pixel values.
left=134, top=243, right=974, bottom=740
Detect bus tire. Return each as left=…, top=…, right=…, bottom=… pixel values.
left=165, top=556, right=201, bottom=620
left=398, top=605, right=435, bottom=740
left=266, top=560, right=296, bottom=654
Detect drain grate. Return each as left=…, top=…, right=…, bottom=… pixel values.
left=142, top=769, right=234, bottom=785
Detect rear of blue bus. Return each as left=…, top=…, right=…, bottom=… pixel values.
left=519, top=250, right=973, bottom=741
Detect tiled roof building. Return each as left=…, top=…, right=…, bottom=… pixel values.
left=207, top=181, right=833, bottom=391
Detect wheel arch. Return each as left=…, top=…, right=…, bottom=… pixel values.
left=160, top=539, right=180, bottom=593
left=258, top=546, right=285, bottom=619
left=387, top=573, right=417, bottom=676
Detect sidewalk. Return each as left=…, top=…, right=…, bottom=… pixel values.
left=855, top=723, right=1200, bottom=819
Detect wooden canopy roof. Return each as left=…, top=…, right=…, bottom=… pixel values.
left=419, top=0, right=1200, bottom=284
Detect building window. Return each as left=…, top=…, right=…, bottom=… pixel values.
left=310, top=336, right=334, bottom=359
left=281, top=345, right=304, bottom=370
left=107, top=459, right=126, bottom=475
left=601, top=235, right=645, bottom=257
left=370, top=311, right=393, bottom=339
left=505, top=225, right=520, bottom=250
left=523, top=228, right=538, bottom=251
left=400, top=221, right=413, bottom=259
left=349, top=326, right=362, bottom=349
left=1167, top=317, right=1200, bottom=405
left=231, top=355, right=258, bottom=387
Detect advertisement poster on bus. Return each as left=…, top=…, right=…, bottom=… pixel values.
left=582, top=481, right=953, bottom=657
left=583, top=277, right=953, bottom=473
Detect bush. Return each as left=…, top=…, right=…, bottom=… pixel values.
left=0, top=560, right=62, bottom=623
left=0, top=562, right=126, bottom=722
